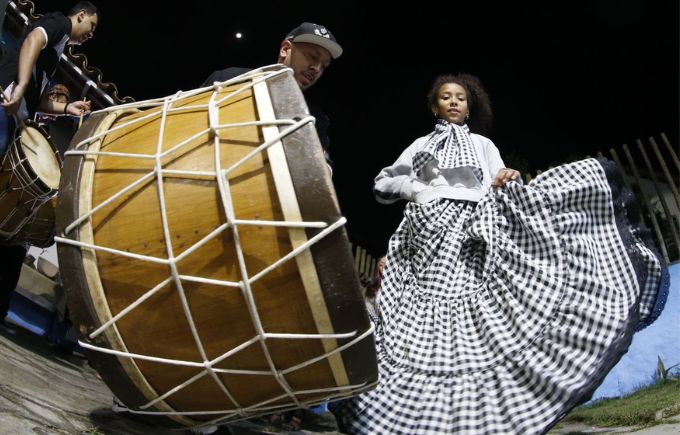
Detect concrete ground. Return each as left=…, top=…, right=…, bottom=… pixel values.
left=0, top=324, right=181, bottom=434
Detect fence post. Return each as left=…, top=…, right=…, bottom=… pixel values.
left=622, top=143, right=670, bottom=263
left=354, top=245, right=361, bottom=272
left=649, top=136, right=680, bottom=211
left=636, top=139, right=680, bottom=253
left=660, top=133, right=680, bottom=173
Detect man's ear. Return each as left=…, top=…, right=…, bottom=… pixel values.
left=77, top=10, right=85, bottom=23
left=279, top=40, right=293, bottom=60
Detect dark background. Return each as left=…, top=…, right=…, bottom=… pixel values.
left=51, top=0, right=679, bottom=254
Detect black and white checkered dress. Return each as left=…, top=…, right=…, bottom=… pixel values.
left=342, top=158, right=668, bottom=434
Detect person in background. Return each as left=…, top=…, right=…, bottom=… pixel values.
left=202, top=22, right=342, bottom=176
left=0, top=1, right=99, bottom=335
left=0, top=1, right=97, bottom=124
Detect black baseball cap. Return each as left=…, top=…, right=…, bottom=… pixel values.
left=285, top=22, right=343, bottom=59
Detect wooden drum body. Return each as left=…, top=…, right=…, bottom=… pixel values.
left=56, top=66, right=376, bottom=428
left=0, top=121, right=60, bottom=241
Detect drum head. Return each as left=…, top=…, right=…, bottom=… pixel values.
left=20, top=125, right=60, bottom=189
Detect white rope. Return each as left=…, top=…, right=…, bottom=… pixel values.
left=177, top=275, right=242, bottom=289
left=71, top=110, right=163, bottom=151
left=216, top=155, right=305, bottom=408
left=210, top=110, right=260, bottom=409
left=232, top=219, right=327, bottom=228
left=62, top=171, right=156, bottom=235
left=78, top=327, right=365, bottom=374
left=157, top=93, right=242, bottom=409
left=84, top=64, right=290, bottom=116
left=59, top=65, right=373, bottom=421
left=222, top=117, right=314, bottom=177
left=249, top=218, right=346, bottom=284
left=122, top=381, right=373, bottom=418
left=281, top=325, right=374, bottom=375
left=55, top=236, right=171, bottom=265
left=88, top=276, right=174, bottom=338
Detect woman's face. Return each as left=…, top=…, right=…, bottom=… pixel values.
left=432, top=82, right=469, bottom=125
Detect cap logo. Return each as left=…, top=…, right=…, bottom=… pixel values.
left=315, top=27, right=331, bottom=39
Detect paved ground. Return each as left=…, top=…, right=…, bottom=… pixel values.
left=0, top=324, right=678, bottom=434
left=0, top=325, right=182, bottom=434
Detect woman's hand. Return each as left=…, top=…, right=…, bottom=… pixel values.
left=491, top=168, right=520, bottom=189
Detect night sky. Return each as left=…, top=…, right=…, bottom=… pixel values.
left=51, top=0, right=679, bottom=254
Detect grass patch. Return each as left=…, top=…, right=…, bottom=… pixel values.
left=560, top=379, right=680, bottom=427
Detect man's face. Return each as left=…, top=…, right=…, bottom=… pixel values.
left=280, top=41, right=332, bottom=91
left=70, top=12, right=98, bottom=45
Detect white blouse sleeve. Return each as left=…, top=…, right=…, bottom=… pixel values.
left=373, top=138, right=428, bottom=204
left=483, top=138, right=507, bottom=182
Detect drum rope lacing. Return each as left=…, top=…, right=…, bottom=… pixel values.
left=55, top=65, right=376, bottom=426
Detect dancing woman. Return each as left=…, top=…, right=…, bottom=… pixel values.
left=342, top=73, right=668, bottom=434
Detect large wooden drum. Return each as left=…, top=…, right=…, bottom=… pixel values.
left=56, top=66, right=376, bottom=428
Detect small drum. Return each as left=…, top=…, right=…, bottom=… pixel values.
left=56, top=65, right=376, bottom=428
left=0, top=121, right=60, bottom=240
left=14, top=196, right=57, bottom=248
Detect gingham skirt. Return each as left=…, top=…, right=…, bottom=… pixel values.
left=342, top=158, right=668, bottom=434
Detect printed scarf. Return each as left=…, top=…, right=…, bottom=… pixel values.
left=413, top=120, right=482, bottom=181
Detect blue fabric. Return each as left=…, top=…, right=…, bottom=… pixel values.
left=6, top=291, right=52, bottom=336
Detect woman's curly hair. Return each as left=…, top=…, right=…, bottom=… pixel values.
left=427, top=73, right=494, bottom=135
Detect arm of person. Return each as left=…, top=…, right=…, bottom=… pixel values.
left=0, top=28, right=45, bottom=114
left=38, top=95, right=91, bottom=117
left=484, top=138, right=520, bottom=189
left=373, top=138, right=427, bottom=204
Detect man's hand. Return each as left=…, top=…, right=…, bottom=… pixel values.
left=0, top=83, right=27, bottom=115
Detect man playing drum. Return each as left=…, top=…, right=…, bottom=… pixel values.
left=0, top=1, right=99, bottom=334
left=202, top=22, right=342, bottom=176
